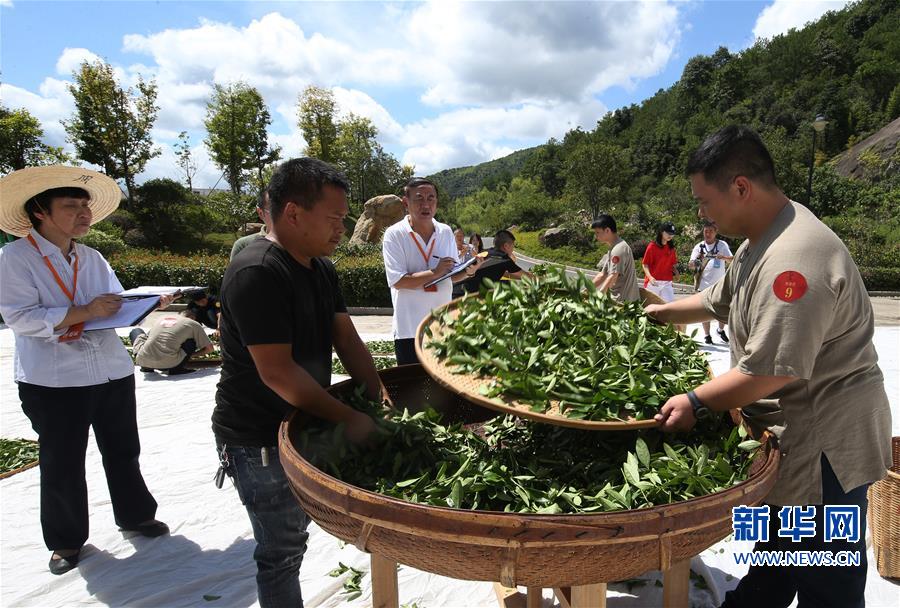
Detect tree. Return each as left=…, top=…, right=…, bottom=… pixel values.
left=64, top=60, right=159, bottom=203
left=204, top=82, right=280, bottom=197
left=563, top=139, right=631, bottom=220
left=0, top=105, right=69, bottom=173
left=173, top=131, right=198, bottom=191
left=333, top=114, right=410, bottom=215
left=297, top=85, right=339, bottom=163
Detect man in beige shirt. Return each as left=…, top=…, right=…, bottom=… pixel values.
left=131, top=310, right=214, bottom=375
left=591, top=214, right=639, bottom=302
left=646, top=125, right=891, bottom=608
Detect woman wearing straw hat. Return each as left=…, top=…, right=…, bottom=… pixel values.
left=0, top=166, right=171, bottom=575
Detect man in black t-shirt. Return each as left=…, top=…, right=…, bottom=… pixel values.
left=213, top=158, right=384, bottom=608
left=463, top=229, right=532, bottom=293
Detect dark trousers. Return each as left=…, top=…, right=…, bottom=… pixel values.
left=394, top=338, right=418, bottom=366
left=19, top=375, right=157, bottom=550
left=221, top=444, right=311, bottom=608
left=721, top=454, right=868, bottom=608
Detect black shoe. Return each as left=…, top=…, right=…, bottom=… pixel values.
left=120, top=520, right=170, bottom=537
left=717, top=329, right=729, bottom=343
left=139, top=367, right=155, bottom=373
left=164, top=366, right=196, bottom=376
left=704, top=335, right=713, bottom=345
left=48, top=550, right=80, bottom=575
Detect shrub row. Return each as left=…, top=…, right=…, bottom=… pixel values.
left=95, top=248, right=900, bottom=303
left=107, top=248, right=393, bottom=306
left=334, top=253, right=392, bottom=307
left=108, top=250, right=229, bottom=293
left=859, top=267, right=900, bottom=291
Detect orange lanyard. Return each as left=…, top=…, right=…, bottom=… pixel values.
left=409, top=230, right=438, bottom=291
left=27, top=235, right=83, bottom=342
left=409, top=231, right=436, bottom=264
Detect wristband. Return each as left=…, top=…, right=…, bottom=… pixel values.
left=686, top=390, right=710, bottom=420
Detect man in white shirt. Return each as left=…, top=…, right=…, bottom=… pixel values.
left=688, top=220, right=733, bottom=344
left=382, top=178, right=478, bottom=364
left=0, top=166, right=171, bottom=575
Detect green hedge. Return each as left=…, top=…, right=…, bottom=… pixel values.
left=859, top=267, right=900, bottom=291
left=334, top=253, right=391, bottom=307
left=108, top=248, right=392, bottom=306
left=108, top=251, right=229, bottom=293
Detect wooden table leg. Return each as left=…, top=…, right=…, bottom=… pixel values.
left=493, top=582, right=526, bottom=608
left=568, top=583, right=606, bottom=608
left=371, top=553, right=399, bottom=608
left=662, top=558, right=691, bottom=608
left=525, top=587, right=543, bottom=608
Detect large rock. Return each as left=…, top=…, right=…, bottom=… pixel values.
left=349, top=195, right=404, bottom=246
left=539, top=226, right=575, bottom=248
left=239, top=222, right=265, bottom=236
left=833, top=116, right=900, bottom=179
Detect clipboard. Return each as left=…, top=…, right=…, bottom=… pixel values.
left=83, top=296, right=161, bottom=331
left=423, top=256, right=479, bottom=289
left=82, top=285, right=203, bottom=331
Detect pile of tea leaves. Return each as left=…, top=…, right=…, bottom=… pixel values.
left=298, top=389, right=761, bottom=514
left=425, top=267, right=709, bottom=421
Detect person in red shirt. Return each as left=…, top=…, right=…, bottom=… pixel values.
left=642, top=221, right=678, bottom=302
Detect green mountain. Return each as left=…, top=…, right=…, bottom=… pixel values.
left=438, top=0, right=899, bottom=288
left=428, top=147, right=538, bottom=201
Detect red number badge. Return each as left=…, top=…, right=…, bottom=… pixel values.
left=773, top=271, right=808, bottom=302
left=611, top=256, right=620, bottom=264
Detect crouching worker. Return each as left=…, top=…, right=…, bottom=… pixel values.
left=213, top=158, right=386, bottom=607
left=130, top=309, right=214, bottom=375
left=0, top=166, right=170, bottom=576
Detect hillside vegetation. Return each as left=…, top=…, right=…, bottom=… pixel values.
left=435, top=0, right=899, bottom=289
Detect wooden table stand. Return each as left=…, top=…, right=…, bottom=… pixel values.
left=371, top=554, right=693, bottom=608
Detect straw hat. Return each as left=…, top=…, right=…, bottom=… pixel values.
left=0, top=165, right=122, bottom=237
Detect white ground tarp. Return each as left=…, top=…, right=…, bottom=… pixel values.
left=1, top=323, right=898, bottom=607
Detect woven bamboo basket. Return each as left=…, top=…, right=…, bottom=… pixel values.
left=869, top=436, right=900, bottom=580
left=280, top=365, right=780, bottom=588
left=414, top=286, right=696, bottom=431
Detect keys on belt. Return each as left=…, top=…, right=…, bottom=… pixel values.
left=215, top=444, right=230, bottom=489
left=214, top=445, right=273, bottom=489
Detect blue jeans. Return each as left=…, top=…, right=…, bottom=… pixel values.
left=222, top=445, right=311, bottom=608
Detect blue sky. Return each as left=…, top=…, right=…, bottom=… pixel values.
left=1, top=0, right=850, bottom=186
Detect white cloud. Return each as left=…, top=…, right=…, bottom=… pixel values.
left=1, top=81, right=73, bottom=148
left=400, top=100, right=606, bottom=175
left=407, top=1, right=681, bottom=106
left=8, top=1, right=688, bottom=183
left=55, top=47, right=102, bottom=76
left=753, top=0, right=851, bottom=40
left=0, top=0, right=14, bottom=8
left=332, top=88, right=404, bottom=143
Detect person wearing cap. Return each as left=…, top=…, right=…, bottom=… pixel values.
left=0, top=166, right=171, bottom=575
left=646, top=126, right=891, bottom=608
left=689, top=220, right=733, bottom=344
left=382, top=177, right=480, bottom=365
left=590, top=214, right=639, bottom=302
left=641, top=221, right=679, bottom=302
